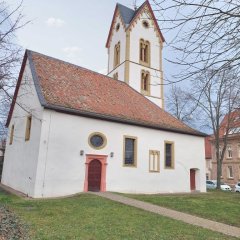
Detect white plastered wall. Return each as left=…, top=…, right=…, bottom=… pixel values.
left=107, top=14, right=126, bottom=83
left=33, top=109, right=206, bottom=198
left=128, top=10, right=163, bottom=107
left=1, top=60, right=43, bottom=197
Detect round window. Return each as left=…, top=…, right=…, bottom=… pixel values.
left=89, top=133, right=107, bottom=149
left=142, top=20, right=149, bottom=28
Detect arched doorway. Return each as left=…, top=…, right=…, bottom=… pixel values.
left=84, top=154, right=107, bottom=192
left=88, top=159, right=102, bottom=191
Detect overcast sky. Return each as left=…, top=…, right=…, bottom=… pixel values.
left=8, top=0, right=178, bottom=91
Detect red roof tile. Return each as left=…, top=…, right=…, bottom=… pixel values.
left=7, top=50, right=205, bottom=136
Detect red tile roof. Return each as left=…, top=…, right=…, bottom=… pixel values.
left=7, top=50, right=205, bottom=136
left=219, top=109, right=240, bottom=137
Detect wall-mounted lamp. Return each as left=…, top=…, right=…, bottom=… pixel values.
left=80, top=150, right=84, bottom=156
left=110, top=152, right=114, bottom=158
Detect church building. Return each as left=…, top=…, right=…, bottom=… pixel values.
left=1, top=1, right=206, bottom=198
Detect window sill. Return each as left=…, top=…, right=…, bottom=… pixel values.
left=123, top=164, right=137, bottom=168
left=141, top=90, right=150, bottom=96
left=139, top=60, right=150, bottom=68
left=164, top=167, right=175, bottom=170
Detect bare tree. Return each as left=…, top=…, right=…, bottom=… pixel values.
left=166, top=84, right=197, bottom=126
left=190, top=69, right=240, bottom=189
left=150, top=0, right=240, bottom=188
left=151, top=0, right=240, bottom=83
left=0, top=1, right=27, bottom=139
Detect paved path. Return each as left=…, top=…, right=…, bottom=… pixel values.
left=92, top=192, right=240, bottom=238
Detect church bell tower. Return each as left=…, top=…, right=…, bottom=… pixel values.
left=106, top=1, right=165, bottom=108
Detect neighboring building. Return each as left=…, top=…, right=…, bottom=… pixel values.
left=211, top=110, right=240, bottom=186
left=1, top=1, right=206, bottom=198
left=205, top=136, right=212, bottom=180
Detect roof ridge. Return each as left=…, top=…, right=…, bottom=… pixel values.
left=26, top=49, right=128, bottom=86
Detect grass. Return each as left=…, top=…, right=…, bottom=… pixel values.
left=0, top=189, right=238, bottom=240
left=123, top=190, right=240, bottom=227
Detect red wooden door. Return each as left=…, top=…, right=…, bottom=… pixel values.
left=88, top=159, right=102, bottom=191
left=190, top=169, right=196, bottom=190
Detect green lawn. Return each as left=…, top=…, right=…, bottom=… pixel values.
left=123, top=190, right=240, bottom=228
left=0, top=189, right=238, bottom=240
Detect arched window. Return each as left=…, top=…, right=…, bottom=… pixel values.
left=139, top=39, right=150, bottom=65
left=141, top=70, right=150, bottom=95
left=114, top=42, right=120, bottom=67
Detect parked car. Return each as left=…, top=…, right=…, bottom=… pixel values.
left=206, top=180, right=232, bottom=191
left=235, top=182, right=240, bottom=192
left=206, top=180, right=216, bottom=189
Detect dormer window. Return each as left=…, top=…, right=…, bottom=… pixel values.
left=114, top=42, right=120, bottom=67
left=140, top=39, right=150, bottom=66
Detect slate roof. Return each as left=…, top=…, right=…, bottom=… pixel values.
left=106, top=1, right=165, bottom=48
left=7, top=50, right=205, bottom=137
left=117, top=3, right=135, bottom=26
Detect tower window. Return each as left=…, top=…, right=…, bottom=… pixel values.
left=142, top=20, right=149, bottom=28
left=116, top=23, right=120, bottom=32
left=114, top=41, right=120, bottom=67
left=140, top=39, right=150, bottom=66
left=113, top=72, right=118, bottom=80
left=141, top=70, right=150, bottom=95
left=9, top=124, right=14, bottom=145
left=25, top=115, right=32, bottom=141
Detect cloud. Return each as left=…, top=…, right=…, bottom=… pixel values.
left=46, top=17, right=65, bottom=27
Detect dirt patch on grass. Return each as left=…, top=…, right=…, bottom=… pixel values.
left=0, top=205, right=29, bottom=240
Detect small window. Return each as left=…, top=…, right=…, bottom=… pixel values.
left=227, top=145, right=232, bottom=158
left=25, top=116, right=32, bottom=141
left=124, top=136, right=137, bottom=166
left=139, top=39, right=150, bottom=66
left=142, top=20, right=149, bottom=28
left=114, top=41, right=120, bottom=67
left=228, top=166, right=233, bottom=178
left=113, top=72, right=118, bottom=80
left=149, top=150, right=160, bottom=172
left=88, top=132, right=107, bottom=150
left=9, top=125, right=14, bottom=145
left=141, top=70, right=150, bottom=95
left=164, top=141, right=174, bottom=169
left=116, top=23, right=120, bottom=31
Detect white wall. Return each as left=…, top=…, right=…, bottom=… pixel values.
left=33, top=109, right=206, bottom=198
left=1, top=60, right=43, bottom=197
left=108, top=15, right=126, bottom=76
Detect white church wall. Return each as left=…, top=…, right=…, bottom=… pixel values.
left=1, top=60, right=43, bottom=197
left=128, top=10, right=163, bottom=107
left=128, top=62, right=162, bottom=107
left=129, top=11, right=162, bottom=70
left=33, top=109, right=206, bottom=198
left=108, top=15, right=126, bottom=76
